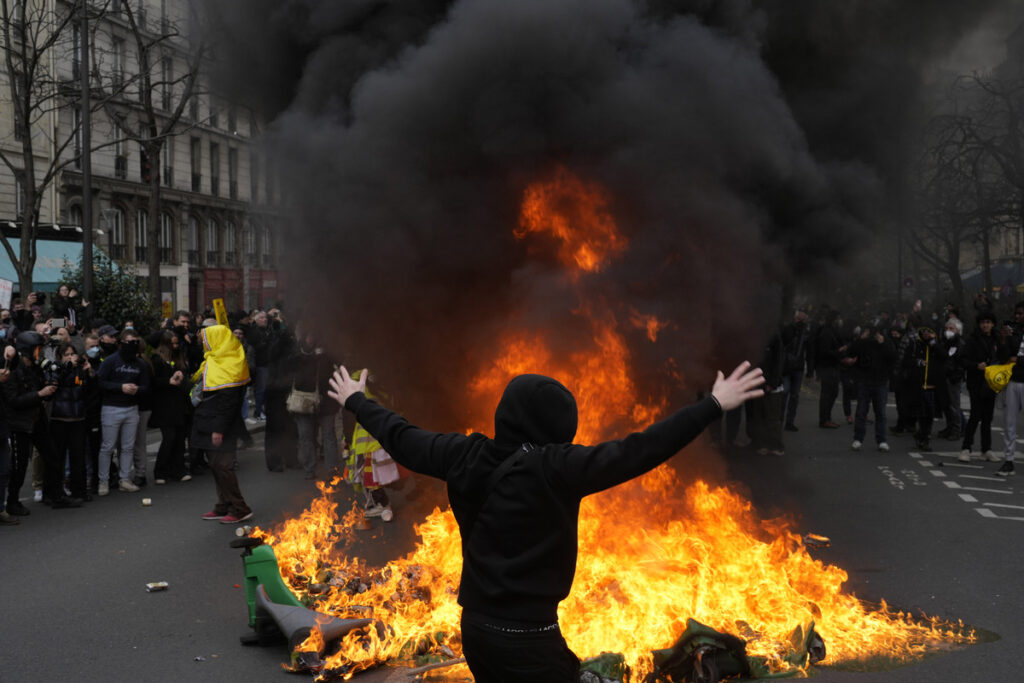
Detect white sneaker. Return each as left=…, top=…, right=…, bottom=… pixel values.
left=958, top=449, right=971, bottom=463
left=98, top=481, right=109, bottom=496
left=118, top=479, right=140, bottom=492
left=983, top=451, right=1001, bottom=462
left=154, top=478, right=167, bottom=485
left=851, top=440, right=862, bottom=451
left=364, top=504, right=386, bottom=518
left=33, top=489, right=42, bottom=503
left=878, top=442, right=890, bottom=452
left=180, top=474, right=192, bottom=482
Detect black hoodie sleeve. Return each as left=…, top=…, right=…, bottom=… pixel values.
left=345, top=392, right=473, bottom=480
left=552, top=396, right=722, bottom=498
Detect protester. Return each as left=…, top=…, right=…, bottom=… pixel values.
left=149, top=331, right=192, bottom=484
left=288, top=325, right=338, bottom=480
left=996, top=302, right=1024, bottom=476
left=95, top=328, right=151, bottom=495
left=816, top=311, right=845, bottom=428
left=193, top=325, right=253, bottom=523
left=327, top=361, right=763, bottom=681
left=0, top=350, right=16, bottom=525
left=959, top=311, right=1002, bottom=463
left=50, top=342, right=94, bottom=501
left=780, top=310, right=809, bottom=432
left=936, top=317, right=965, bottom=442
left=848, top=325, right=895, bottom=452
left=749, top=329, right=786, bottom=456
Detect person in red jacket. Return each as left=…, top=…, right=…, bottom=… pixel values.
left=328, top=361, right=763, bottom=682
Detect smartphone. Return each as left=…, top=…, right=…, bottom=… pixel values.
left=50, top=318, right=65, bottom=329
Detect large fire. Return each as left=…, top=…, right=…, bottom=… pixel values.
left=255, top=168, right=973, bottom=679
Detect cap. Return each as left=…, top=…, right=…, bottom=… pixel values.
left=97, top=324, right=118, bottom=338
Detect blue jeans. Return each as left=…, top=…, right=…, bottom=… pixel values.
left=854, top=381, right=888, bottom=444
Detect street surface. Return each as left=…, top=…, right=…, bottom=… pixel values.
left=0, top=386, right=1020, bottom=682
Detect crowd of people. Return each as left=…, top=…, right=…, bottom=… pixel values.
left=729, top=292, right=1024, bottom=479
left=0, top=284, right=374, bottom=527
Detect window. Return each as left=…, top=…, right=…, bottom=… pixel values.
left=163, top=140, right=173, bottom=188
left=245, top=223, right=257, bottom=265
left=111, top=0, right=123, bottom=16
left=160, top=0, right=169, bottom=34
left=72, top=25, right=81, bottom=80
left=136, top=0, right=148, bottom=31
left=69, top=205, right=83, bottom=230
left=227, top=105, right=237, bottom=133
left=208, top=97, right=219, bottom=129
left=15, top=172, right=26, bottom=220
left=113, top=118, right=126, bottom=179
left=249, top=150, right=260, bottom=203
left=187, top=216, right=199, bottom=263
left=12, top=72, right=24, bottom=141
left=228, top=148, right=237, bottom=199
left=189, top=94, right=198, bottom=121
left=161, top=56, right=172, bottom=110
left=112, top=37, right=126, bottom=88
left=224, top=221, right=236, bottom=265
left=206, top=219, right=220, bottom=265
left=159, top=213, right=174, bottom=263
left=107, top=207, right=126, bottom=259
left=73, top=107, right=82, bottom=169
left=261, top=225, right=272, bottom=266
left=135, top=210, right=149, bottom=262
left=209, top=142, right=219, bottom=196
left=190, top=136, right=201, bottom=191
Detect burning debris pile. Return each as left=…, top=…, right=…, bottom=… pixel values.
left=251, top=473, right=974, bottom=681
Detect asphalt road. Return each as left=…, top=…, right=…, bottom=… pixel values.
left=0, top=386, right=1020, bottom=683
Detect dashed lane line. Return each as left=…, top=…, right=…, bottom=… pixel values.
left=983, top=502, right=1024, bottom=510
left=976, top=507, right=1024, bottom=521
left=959, top=494, right=979, bottom=502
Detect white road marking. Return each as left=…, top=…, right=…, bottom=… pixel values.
left=930, top=469, right=947, bottom=477
left=943, top=481, right=962, bottom=489
left=958, top=474, right=1011, bottom=483
left=975, top=507, right=1024, bottom=521
left=959, top=494, right=978, bottom=502
left=984, top=502, right=1024, bottom=510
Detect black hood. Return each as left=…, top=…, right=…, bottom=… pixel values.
left=493, top=374, right=577, bottom=450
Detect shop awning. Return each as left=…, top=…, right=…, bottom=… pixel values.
left=0, top=237, right=82, bottom=291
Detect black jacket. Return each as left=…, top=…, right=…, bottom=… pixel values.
left=51, top=364, right=91, bottom=420
left=148, top=354, right=189, bottom=428
left=290, top=346, right=340, bottom=416
left=2, top=358, right=46, bottom=433
left=961, top=330, right=1001, bottom=393
left=849, top=335, right=896, bottom=384
left=344, top=374, right=722, bottom=623
left=96, top=351, right=151, bottom=407
left=191, top=385, right=246, bottom=451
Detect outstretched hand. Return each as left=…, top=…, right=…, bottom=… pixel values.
left=327, top=366, right=368, bottom=408
left=711, top=361, right=765, bottom=411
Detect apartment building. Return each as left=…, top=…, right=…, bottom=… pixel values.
left=0, top=0, right=283, bottom=312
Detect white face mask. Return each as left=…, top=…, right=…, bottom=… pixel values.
left=944, top=330, right=955, bottom=339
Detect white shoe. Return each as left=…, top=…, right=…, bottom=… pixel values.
left=118, top=479, right=140, bottom=492
left=878, top=442, right=890, bottom=452
left=98, top=481, right=109, bottom=496
left=33, top=489, right=42, bottom=503
left=154, top=479, right=167, bottom=485
left=851, top=440, right=862, bottom=451
left=180, top=474, right=192, bottom=482
left=958, top=449, right=971, bottom=463
left=983, top=451, right=1001, bottom=462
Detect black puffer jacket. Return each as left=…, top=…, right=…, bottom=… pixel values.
left=50, top=364, right=91, bottom=420
left=961, top=329, right=1002, bottom=393
left=2, top=358, right=46, bottom=433
left=345, top=374, right=722, bottom=623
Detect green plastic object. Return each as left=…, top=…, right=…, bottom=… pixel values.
left=243, top=544, right=302, bottom=626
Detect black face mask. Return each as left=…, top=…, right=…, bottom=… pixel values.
left=120, top=340, right=140, bottom=360
left=99, top=341, right=118, bottom=356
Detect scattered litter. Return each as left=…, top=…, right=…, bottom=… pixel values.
left=146, top=582, right=169, bottom=592
left=233, top=583, right=241, bottom=589
left=235, top=525, right=253, bottom=537
left=141, top=498, right=152, bottom=506
left=193, top=656, right=206, bottom=662
left=803, top=534, right=831, bottom=548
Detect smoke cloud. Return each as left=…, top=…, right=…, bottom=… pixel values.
left=206, top=0, right=1017, bottom=431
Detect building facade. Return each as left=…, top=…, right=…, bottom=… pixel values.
left=0, top=0, right=283, bottom=313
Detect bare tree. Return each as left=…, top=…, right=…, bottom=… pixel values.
left=100, top=1, right=206, bottom=308
left=0, top=0, right=124, bottom=295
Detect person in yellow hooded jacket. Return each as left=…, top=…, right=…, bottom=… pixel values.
left=191, top=325, right=253, bottom=523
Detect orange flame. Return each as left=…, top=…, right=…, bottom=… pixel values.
left=516, top=165, right=626, bottom=273
left=255, top=168, right=973, bottom=679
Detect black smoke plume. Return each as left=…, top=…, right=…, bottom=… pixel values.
left=206, top=0, right=1016, bottom=433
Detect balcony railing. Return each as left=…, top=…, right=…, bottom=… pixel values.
left=135, top=245, right=148, bottom=262
left=206, top=251, right=219, bottom=266
left=187, top=249, right=199, bottom=264
left=247, top=253, right=258, bottom=266
left=109, top=244, right=126, bottom=260
left=160, top=247, right=173, bottom=264
left=224, top=252, right=235, bottom=266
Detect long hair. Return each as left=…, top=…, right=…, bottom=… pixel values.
left=154, top=329, right=186, bottom=371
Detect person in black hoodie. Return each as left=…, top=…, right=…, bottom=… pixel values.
left=959, top=311, right=1003, bottom=462
left=815, top=311, right=846, bottom=428
left=149, top=330, right=192, bottom=484
left=327, top=361, right=764, bottom=682
left=848, top=326, right=896, bottom=451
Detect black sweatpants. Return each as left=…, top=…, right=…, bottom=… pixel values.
left=460, top=610, right=580, bottom=683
